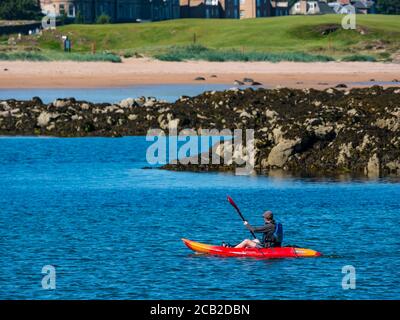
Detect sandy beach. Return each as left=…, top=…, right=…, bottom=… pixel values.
left=0, top=58, right=400, bottom=89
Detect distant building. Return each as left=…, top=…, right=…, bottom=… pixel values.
left=288, top=0, right=375, bottom=15
left=352, top=0, right=375, bottom=14
left=270, top=1, right=289, bottom=16
left=40, top=0, right=76, bottom=17
left=180, top=0, right=222, bottom=18
left=227, top=0, right=274, bottom=18
left=327, top=0, right=375, bottom=14
left=40, top=0, right=180, bottom=22
left=180, top=0, right=287, bottom=18
left=290, top=0, right=334, bottom=14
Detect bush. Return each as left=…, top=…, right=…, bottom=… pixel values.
left=121, top=50, right=143, bottom=59
left=96, top=13, right=111, bottom=24
left=57, top=13, right=68, bottom=26
left=0, top=52, right=50, bottom=61
left=341, top=55, right=377, bottom=62
left=67, top=52, right=122, bottom=63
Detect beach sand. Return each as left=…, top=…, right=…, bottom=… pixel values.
left=1, top=58, right=400, bottom=89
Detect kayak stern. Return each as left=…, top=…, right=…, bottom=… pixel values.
left=294, top=248, right=322, bottom=257
left=182, top=238, right=215, bottom=254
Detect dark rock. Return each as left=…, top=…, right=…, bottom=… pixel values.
left=234, top=80, right=244, bottom=86
left=210, top=74, right=217, bottom=78
left=251, top=81, right=263, bottom=86
left=31, top=96, right=43, bottom=104
left=194, top=77, right=206, bottom=81
left=243, top=78, right=254, bottom=83
left=179, top=95, right=191, bottom=101
left=335, top=83, right=348, bottom=88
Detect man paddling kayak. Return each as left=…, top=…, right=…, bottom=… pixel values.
left=234, top=211, right=282, bottom=249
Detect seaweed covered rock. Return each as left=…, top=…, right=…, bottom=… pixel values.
left=1, top=86, right=400, bottom=177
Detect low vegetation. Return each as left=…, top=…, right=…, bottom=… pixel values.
left=154, top=44, right=334, bottom=62
left=0, top=51, right=122, bottom=62
left=341, top=54, right=377, bottom=62
left=96, top=14, right=111, bottom=25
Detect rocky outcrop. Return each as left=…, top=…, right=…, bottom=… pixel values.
left=1, top=86, right=400, bottom=177
left=267, top=139, right=300, bottom=168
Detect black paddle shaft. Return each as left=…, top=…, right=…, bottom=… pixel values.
left=227, top=196, right=257, bottom=240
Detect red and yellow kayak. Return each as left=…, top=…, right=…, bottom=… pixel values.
left=182, top=238, right=321, bottom=258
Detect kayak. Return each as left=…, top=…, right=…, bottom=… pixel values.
left=182, top=238, right=321, bottom=258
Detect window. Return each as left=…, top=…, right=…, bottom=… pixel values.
left=240, top=0, right=245, bottom=4
left=206, top=0, right=218, bottom=5
left=59, top=4, right=65, bottom=15
left=240, top=10, right=245, bottom=18
left=68, top=4, right=75, bottom=17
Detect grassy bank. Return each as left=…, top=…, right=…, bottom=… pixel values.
left=0, top=51, right=121, bottom=62
left=7, top=15, right=400, bottom=62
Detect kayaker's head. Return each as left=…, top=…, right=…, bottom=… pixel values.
left=263, top=211, right=273, bottom=223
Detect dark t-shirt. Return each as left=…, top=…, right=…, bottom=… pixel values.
left=246, top=221, right=278, bottom=247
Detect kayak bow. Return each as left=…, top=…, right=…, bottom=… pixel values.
left=182, top=238, right=321, bottom=258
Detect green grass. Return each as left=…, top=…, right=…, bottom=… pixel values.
left=0, top=51, right=122, bottom=62
left=12, top=15, right=400, bottom=61
left=0, top=52, right=50, bottom=61
left=154, top=44, right=334, bottom=62
left=341, top=54, right=377, bottom=62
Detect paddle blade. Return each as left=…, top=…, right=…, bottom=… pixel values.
left=227, top=195, right=256, bottom=238
left=227, top=195, right=241, bottom=215
left=227, top=195, right=237, bottom=209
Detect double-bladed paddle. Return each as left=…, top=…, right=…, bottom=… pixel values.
left=227, top=195, right=257, bottom=240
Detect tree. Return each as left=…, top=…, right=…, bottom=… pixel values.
left=0, top=0, right=43, bottom=20
left=376, top=0, right=400, bottom=14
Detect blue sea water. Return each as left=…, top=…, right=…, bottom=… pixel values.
left=0, top=136, right=399, bottom=300
left=0, top=84, right=244, bottom=104
left=1, top=82, right=399, bottom=104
